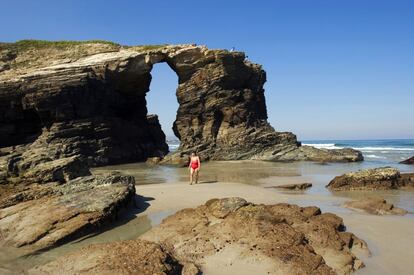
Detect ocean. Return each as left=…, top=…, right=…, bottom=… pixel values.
left=167, top=138, right=414, bottom=164
left=166, top=139, right=180, bottom=152
left=302, top=139, right=414, bottom=164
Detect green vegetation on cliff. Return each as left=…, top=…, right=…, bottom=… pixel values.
left=4, top=39, right=120, bottom=51
left=0, top=40, right=171, bottom=72
left=127, top=44, right=168, bottom=51
left=1, top=40, right=168, bottom=52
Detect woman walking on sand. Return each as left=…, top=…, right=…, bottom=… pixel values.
left=189, top=152, right=201, bottom=185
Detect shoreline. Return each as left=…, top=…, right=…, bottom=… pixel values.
left=1, top=161, right=414, bottom=274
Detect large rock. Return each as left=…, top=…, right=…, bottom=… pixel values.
left=0, top=40, right=362, bottom=172
left=142, top=197, right=368, bottom=275
left=326, top=167, right=414, bottom=191
left=400, top=156, right=414, bottom=164
left=28, top=239, right=197, bottom=275
left=0, top=174, right=135, bottom=251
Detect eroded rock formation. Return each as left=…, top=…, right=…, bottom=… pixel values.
left=142, top=197, right=368, bottom=275
left=0, top=41, right=362, bottom=184
left=0, top=42, right=367, bottom=273
left=326, top=167, right=414, bottom=191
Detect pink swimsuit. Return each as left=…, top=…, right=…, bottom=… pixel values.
left=190, top=158, right=199, bottom=169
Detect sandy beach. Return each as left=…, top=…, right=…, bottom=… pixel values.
left=0, top=160, right=413, bottom=274
left=134, top=179, right=414, bottom=275
left=86, top=160, right=414, bottom=274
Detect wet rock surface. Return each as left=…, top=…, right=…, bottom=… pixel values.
left=344, top=198, right=408, bottom=215
left=28, top=239, right=195, bottom=275
left=142, top=197, right=368, bottom=275
left=326, top=167, right=414, bottom=190
left=267, top=183, right=312, bottom=190
left=400, top=156, right=414, bottom=164
left=0, top=174, right=135, bottom=251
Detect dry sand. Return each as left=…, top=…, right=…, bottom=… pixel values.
left=136, top=180, right=414, bottom=275
left=136, top=181, right=289, bottom=214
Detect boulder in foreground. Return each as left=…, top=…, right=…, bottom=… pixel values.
left=326, top=167, right=414, bottom=191
left=28, top=239, right=197, bottom=275
left=142, top=197, right=368, bottom=275
left=0, top=174, right=135, bottom=251
left=344, top=198, right=407, bottom=215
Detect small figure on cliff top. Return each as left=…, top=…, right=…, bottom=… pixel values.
left=230, top=47, right=235, bottom=52
left=189, top=152, right=201, bottom=185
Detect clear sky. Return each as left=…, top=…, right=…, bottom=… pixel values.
left=1, top=0, right=413, bottom=140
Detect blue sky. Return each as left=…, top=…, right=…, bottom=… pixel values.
left=1, top=0, right=413, bottom=140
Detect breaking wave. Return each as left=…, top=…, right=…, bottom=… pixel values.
left=302, top=143, right=343, bottom=150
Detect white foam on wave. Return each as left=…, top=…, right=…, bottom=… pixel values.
left=169, top=144, right=180, bottom=149
left=302, top=143, right=343, bottom=149
left=168, top=143, right=180, bottom=152
left=353, top=147, right=414, bottom=151
left=303, top=143, right=414, bottom=153
left=365, top=154, right=386, bottom=159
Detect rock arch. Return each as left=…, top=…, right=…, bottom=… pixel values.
left=0, top=43, right=362, bottom=182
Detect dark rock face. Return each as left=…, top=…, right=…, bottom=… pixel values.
left=142, top=197, right=368, bottom=274
left=400, top=156, right=414, bottom=164
left=326, top=167, right=414, bottom=191
left=0, top=42, right=362, bottom=179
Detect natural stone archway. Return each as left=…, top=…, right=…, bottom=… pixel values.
left=0, top=42, right=362, bottom=183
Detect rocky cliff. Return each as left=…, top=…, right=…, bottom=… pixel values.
left=0, top=40, right=362, bottom=182
left=0, top=41, right=365, bottom=267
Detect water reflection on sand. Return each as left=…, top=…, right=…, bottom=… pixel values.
left=1, top=160, right=414, bottom=273
left=93, top=160, right=414, bottom=213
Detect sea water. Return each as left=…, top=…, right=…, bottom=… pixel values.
left=302, top=139, right=414, bottom=164
left=168, top=138, right=414, bottom=164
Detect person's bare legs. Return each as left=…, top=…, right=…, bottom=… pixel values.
left=189, top=168, right=194, bottom=185
left=195, top=169, right=199, bottom=184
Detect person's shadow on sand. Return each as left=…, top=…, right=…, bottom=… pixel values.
left=193, top=180, right=218, bottom=184
left=134, top=194, right=154, bottom=211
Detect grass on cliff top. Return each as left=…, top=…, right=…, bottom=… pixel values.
left=8, top=39, right=120, bottom=51
left=1, top=40, right=168, bottom=52
left=127, top=44, right=169, bottom=51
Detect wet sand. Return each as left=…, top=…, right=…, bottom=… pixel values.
left=134, top=181, right=414, bottom=275
left=97, top=160, right=414, bottom=275
left=1, top=160, right=414, bottom=274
